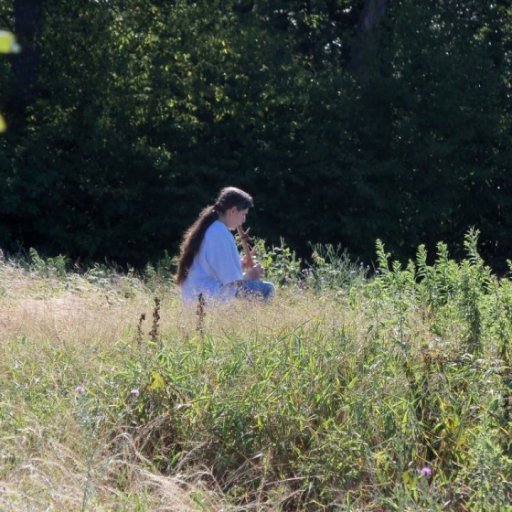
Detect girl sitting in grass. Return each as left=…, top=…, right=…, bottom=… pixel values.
left=176, top=186, right=275, bottom=303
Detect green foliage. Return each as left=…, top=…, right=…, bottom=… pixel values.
left=27, top=247, right=69, bottom=278
left=95, top=232, right=512, bottom=509
left=256, top=237, right=302, bottom=286
left=455, top=428, right=512, bottom=510
left=0, top=1, right=511, bottom=270
left=2, top=231, right=512, bottom=509
left=304, top=243, right=367, bottom=291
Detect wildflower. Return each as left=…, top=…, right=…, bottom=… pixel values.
left=75, top=385, right=85, bottom=395
left=418, top=466, right=432, bottom=477
left=130, top=388, right=140, bottom=397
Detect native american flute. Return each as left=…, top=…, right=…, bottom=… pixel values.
left=237, top=226, right=254, bottom=268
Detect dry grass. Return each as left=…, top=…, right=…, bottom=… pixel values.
left=0, top=261, right=214, bottom=510
left=0, top=259, right=357, bottom=351
left=4, top=262, right=504, bottom=512
left=1, top=431, right=225, bottom=511
left=0, top=259, right=346, bottom=511
left=4, top=255, right=508, bottom=511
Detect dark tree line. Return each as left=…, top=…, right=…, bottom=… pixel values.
left=1, top=0, right=511, bottom=269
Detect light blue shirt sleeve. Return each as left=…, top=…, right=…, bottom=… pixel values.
left=202, top=221, right=243, bottom=285
left=181, top=220, right=244, bottom=302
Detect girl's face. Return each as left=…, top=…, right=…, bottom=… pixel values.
left=223, top=206, right=248, bottom=230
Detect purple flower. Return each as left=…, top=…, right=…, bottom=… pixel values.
left=75, top=385, right=85, bottom=395
left=130, top=388, right=140, bottom=397
left=418, top=466, right=432, bottom=477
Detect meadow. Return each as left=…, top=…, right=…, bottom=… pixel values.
left=0, top=232, right=511, bottom=511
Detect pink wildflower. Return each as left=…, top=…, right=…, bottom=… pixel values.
left=75, top=385, right=85, bottom=394
left=130, top=388, right=140, bottom=397
left=418, top=466, right=432, bottom=477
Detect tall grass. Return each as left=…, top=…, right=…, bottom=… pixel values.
left=1, top=234, right=511, bottom=511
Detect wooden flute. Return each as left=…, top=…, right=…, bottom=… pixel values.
left=237, top=226, right=254, bottom=268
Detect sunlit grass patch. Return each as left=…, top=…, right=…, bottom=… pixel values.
left=1, top=235, right=511, bottom=510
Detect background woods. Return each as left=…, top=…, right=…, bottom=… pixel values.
left=0, top=0, right=511, bottom=268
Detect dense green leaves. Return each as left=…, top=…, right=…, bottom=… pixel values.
left=1, top=0, right=512, bottom=268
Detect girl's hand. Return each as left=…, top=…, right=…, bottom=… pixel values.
left=241, top=248, right=257, bottom=270
left=244, top=263, right=264, bottom=280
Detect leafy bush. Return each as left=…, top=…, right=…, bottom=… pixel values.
left=2, top=231, right=511, bottom=510
left=106, top=230, right=512, bottom=510
left=28, top=247, right=69, bottom=278
left=254, top=237, right=303, bottom=286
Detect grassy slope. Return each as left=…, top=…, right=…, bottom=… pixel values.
left=0, top=254, right=511, bottom=511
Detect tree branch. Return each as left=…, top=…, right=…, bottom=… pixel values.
left=0, top=14, right=14, bottom=31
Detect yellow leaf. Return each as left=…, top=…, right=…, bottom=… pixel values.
left=150, top=371, right=165, bottom=391
left=0, top=114, right=6, bottom=133
left=374, top=450, right=387, bottom=466
left=0, top=30, right=21, bottom=54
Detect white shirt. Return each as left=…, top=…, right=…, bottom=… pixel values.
left=182, top=220, right=243, bottom=302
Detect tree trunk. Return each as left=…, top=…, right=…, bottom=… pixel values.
left=350, top=0, right=389, bottom=80
left=9, top=0, right=43, bottom=129
left=359, top=0, right=389, bottom=32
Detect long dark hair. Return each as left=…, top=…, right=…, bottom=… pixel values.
left=176, top=187, right=254, bottom=285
